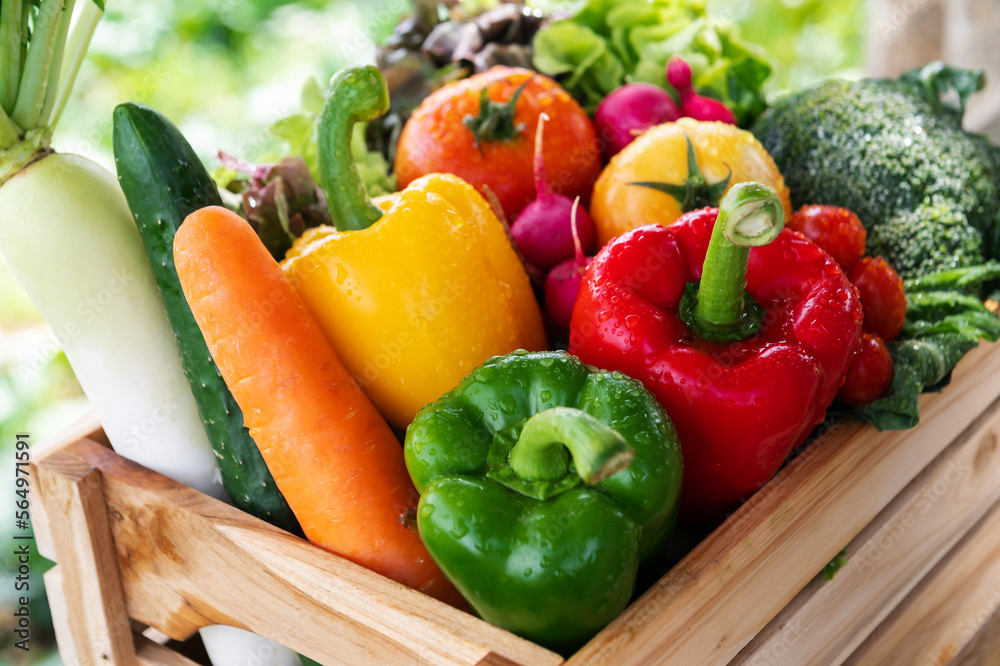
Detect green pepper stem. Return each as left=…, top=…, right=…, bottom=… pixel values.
left=317, top=65, right=388, bottom=232
left=509, top=407, right=634, bottom=485
left=693, top=182, right=784, bottom=336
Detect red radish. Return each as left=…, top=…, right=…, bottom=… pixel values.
left=593, top=82, right=680, bottom=160
left=510, top=113, right=597, bottom=270
left=483, top=183, right=548, bottom=287
left=545, top=198, right=594, bottom=329
left=667, top=56, right=737, bottom=125
left=666, top=56, right=693, bottom=91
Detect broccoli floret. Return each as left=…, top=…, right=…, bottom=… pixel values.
left=866, top=201, right=984, bottom=279
left=752, top=67, right=1000, bottom=277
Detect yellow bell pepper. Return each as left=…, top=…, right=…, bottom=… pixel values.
left=282, top=66, right=546, bottom=429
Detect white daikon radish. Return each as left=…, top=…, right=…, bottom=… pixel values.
left=0, top=3, right=299, bottom=664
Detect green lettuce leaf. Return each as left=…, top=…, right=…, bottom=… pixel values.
left=352, top=123, right=397, bottom=198
left=531, top=0, right=771, bottom=124
left=533, top=22, right=625, bottom=112
left=269, top=113, right=318, bottom=175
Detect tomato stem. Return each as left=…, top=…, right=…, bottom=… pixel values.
left=628, top=135, right=732, bottom=212
left=463, top=77, right=530, bottom=151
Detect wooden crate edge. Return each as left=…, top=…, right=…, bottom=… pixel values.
left=732, top=392, right=1000, bottom=664
left=36, top=436, right=563, bottom=666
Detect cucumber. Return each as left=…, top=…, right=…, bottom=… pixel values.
left=112, top=102, right=300, bottom=535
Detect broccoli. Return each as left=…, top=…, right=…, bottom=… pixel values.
left=752, top=63, right=1000, bottom=279
left=866, top=201, right=985, bottom=278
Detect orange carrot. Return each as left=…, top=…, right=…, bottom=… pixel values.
left=174, top=205, right=463, bottom=607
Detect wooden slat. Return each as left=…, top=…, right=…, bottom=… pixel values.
left=50, top=438, right=562, bottom=666
left=956, top=598, right=1000, bottom=665
left=567, top=340, right=1000, bottom=666
left=135, top=634, right=203, bottom=666
left=31, top=410, right=105, bottom=561
left=732, top=393, right=1000, bottom=665
left=44, top=567, right=79, bottom=666
left=33, top=446, right=137, bottom=664
left=846, top=497, right=1000, bottom=664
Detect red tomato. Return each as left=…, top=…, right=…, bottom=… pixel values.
left=848, top=256, right=907, bottom=342
left=394, top=67, right=601, bottom=221
left=787, top=205, right=867, bottom=270
left=837, top=333, right=894, bottom=405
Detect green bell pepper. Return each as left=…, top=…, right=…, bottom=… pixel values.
left=404, top=350, right=684, bottom=651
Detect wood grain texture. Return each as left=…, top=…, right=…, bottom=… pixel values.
left=44, top=567, right=80, bottom=666
left=31, top=410, right=105, bottom=561
left=54, top=438, right=562, bottom=666
left=34, top=447, right=137, bottom=664
left=846, top=498, right=1000, bottom=665
left=732, top=394, right=1000, bottom=666
left=567, top=341, right=1000, bottom=666
left=134, top=634, right=202, bottom=666
left=956, top=599, right=1000, bottom=666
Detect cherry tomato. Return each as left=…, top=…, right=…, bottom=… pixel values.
left=837, top=333, right=893, bottom=405
left=787, top=205, right=867, bottom=270
left=395, top=66, right=601, bottom=221
left=848, top=256, right=907, bottom=342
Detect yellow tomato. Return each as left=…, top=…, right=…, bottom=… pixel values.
left=591, top=118, right=793, bottom=247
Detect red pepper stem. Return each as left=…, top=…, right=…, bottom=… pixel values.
left=509, top=407, right=634, bottom=485
left=317, top=65, right=388, bottom=232
left=693, top=182, right=784, bottom=336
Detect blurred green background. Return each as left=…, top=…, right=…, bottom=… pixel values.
left=0, top=0, right=865, bottom=662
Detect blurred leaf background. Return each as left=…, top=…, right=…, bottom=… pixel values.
left=0, top=0, right=865, bottom=662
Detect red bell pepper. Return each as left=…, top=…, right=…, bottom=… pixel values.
left=569, top=183, right=863, bottom=521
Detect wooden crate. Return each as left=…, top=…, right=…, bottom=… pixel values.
left=30, top=340, right=1000, bottom=666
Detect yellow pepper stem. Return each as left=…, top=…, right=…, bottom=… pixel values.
left=317, top=65, right=389, bottom=232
